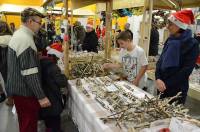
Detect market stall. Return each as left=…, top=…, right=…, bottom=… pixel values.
left=68, top=76, right=200, bottom=132
left=42, top=0, right=113, bottom=77
left=40, top=0, right=200, bottom=131
left=142, top=0, right=200, bottom=101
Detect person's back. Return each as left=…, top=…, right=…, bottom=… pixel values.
left=40, top=57, right=68, bottom=117
left=83, top=30, right=98, bottom=52
left=40, top=43, right=68, bottom=132
left=40, top=56, right=68, bottom=132
left=194, top=33, right=200, bottom=66
left=74, top=25, right=86, bottom=44
left=149, top=26, right=159, bottom=56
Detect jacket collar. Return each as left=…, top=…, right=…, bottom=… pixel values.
left=169, top=29, right=192, bottom=42
left=86, top=30, right=95, bottom=35
left=20, top=25, right=35, bottom=37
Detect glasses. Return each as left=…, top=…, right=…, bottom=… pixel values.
left=32, top=19, right=42, bottom=25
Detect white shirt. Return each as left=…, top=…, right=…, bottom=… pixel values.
left=119, top=45, right=148, bottom=88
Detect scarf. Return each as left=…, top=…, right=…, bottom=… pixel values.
left=160, top=29, right=192, bottom=70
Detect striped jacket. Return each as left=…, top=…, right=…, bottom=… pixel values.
left=6, top=25, right=45, bottom=99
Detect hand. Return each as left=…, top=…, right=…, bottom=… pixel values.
left=38, top=97, right=51, bottom=108
left=103, top=63, right=111, bottom=69
left=156, top=79, right=166, bottom=92
left=133, top=79, right=139, bottom=86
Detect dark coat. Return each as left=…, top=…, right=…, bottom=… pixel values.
left=0, top=35, right=11, bottom=83
left=155, top=29, right=199, bottom=104
left=194, top=34, right=200, bottom=54
left=82, top=30, right=98, bottom=52
left=149, top=27, right=159, bottom=56
left=0, top=47, right=7, bottom=82
left=74, top=25, right=86, bottom=45
left=39, top=57, right=68, bottom=118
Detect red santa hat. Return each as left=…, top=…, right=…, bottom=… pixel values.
left=46, top=43, right=63, bottom=58
left=86, top=21, right=94, bottom=28
left=168, top=9, right=194, bottom=30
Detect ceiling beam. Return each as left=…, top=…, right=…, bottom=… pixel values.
left=160, top=0, right=176, bottom=9
left=71, top=0, right=106, bottom=9
left=182, top=2, right=200, bottom=8
left=167, top=0, right=180, bottom=10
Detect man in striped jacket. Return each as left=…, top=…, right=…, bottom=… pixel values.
left=6, top=8, right=51, bottom=132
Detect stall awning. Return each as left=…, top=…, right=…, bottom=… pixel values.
left=42, top=0, right=107, bottom=10
left=96, top=0, right=200, bottom=12
left=71, top=0, right=106, bottom=9
left=153, top=0, right=200, bottom=10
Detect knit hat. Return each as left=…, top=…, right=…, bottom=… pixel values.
left=168, top=9, right=194, bottom=30
left=46, top=43, right=63, bottom=58
left=86, top=21, right=93, bottom=28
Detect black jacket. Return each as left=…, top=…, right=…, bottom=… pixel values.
left=40, top=57, right=68, bottom=118
left=0, top=47, right=7, bottom=81
left=82, top=30, right=98, bottom=52
left=155, top=30, right=199, bottom=104
left=74, top=25, right=86, bottom=45
left=194, top=34, right=200, bottom=55
left=149, top=27, right=159, bottom=56
left=0, top=35, right=11, bottom=83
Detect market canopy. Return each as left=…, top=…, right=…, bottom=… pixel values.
left=71, top=0, right=106, bottom=9
left=2, top=0, right=200, bottom=13
left=97, top=0, right=200, bottom=13
left=0, top=0, right=43, bottom=13
left=152, top=0, right=200, bottom=10
left=42, top=0, right=107, bottom=9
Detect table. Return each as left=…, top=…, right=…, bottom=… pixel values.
left=68, top=80, right=152, bottom=132
left=68, top=80, right=119, bottom=132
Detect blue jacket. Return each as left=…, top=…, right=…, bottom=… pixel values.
left=155, top=29, right=199, bottom=101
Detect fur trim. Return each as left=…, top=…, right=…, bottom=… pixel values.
left=168, top=15, right=188, bottom=29
left=47, top=48, right=63, bottom=58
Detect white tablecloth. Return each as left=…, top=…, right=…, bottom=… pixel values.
left=68, top=80, right=152, bottom=132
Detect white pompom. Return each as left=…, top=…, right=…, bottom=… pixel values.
left=46, top=46, right=51, bottom=50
